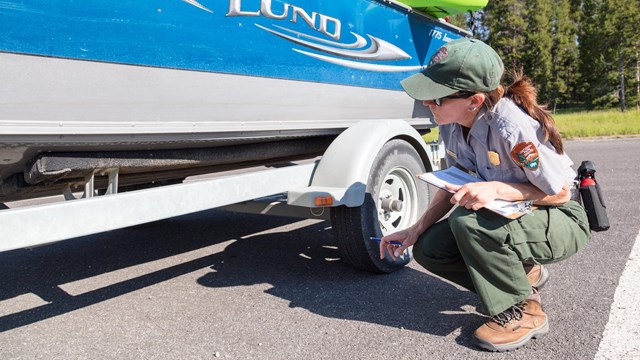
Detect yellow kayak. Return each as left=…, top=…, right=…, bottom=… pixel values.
left=395, top=0, right=488, bottom=18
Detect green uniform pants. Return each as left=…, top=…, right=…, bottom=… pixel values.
left=413, top=200, right=591, bottom=316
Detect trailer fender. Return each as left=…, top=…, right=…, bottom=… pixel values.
left=287, top=119, right=432, bottom=208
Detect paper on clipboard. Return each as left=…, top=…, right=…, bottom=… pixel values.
left=416, top=167, right=534, bottom=219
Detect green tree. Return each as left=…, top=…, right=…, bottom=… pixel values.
left=473, top=0, right=639, bottom=109
left=447, top=13, right=469, bottom=30
left=575, top=0, right=605, bottom=107
left=483, top=0, right=528, bottom=69
left=447, top=11, right=485, bottom=38
left=522, top=0, right=553, bottom=104
left=608, top=0, right=640, bottom=111
left=549, top=0, right=579, bottom=110
left=577, top=0, right=640, bottom=110
left=600, top=0, right=633, bottom=110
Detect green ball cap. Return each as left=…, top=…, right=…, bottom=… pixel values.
left=400, top=38, right=504, bottom=101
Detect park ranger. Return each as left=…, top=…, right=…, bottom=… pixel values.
left=379, top=38, right=591, bottom=352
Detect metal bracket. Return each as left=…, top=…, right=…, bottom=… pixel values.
left=63, top=168, right=119, bottom=200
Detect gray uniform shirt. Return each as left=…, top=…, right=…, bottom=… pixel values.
left=439, top=98, right=575, bottom=195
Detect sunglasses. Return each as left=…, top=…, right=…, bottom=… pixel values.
left=433, top=91, right=477, bottom=106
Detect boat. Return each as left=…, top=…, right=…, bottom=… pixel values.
left=395, top=0, right=488, bottom=18
left=0, top=0, right=474, bottom=202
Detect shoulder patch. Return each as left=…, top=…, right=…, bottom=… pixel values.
left=510, top=141, right=539, bottom=170
left=429, top=47, right=448, bottom=66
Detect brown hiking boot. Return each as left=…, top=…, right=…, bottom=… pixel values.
left=525, top=264, right=549, bottom=289
left=473, top=299, right=548, bottom=352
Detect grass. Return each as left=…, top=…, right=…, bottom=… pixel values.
left=421, top=108, right=640, bottom=143
left=555, top=109, right=640, bottom=139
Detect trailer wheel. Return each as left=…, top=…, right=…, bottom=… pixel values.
left=331, top=139, right=430, bottom=273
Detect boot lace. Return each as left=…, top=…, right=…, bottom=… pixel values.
left=492, top=302, right=526, bottom=326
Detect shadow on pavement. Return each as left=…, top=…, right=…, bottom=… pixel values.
left=0, top=208, right=483, bottom=347
left=196, top=218, right=484, bottom=344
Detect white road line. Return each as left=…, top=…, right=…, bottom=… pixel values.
left=595, top=229, right=640, bottom=360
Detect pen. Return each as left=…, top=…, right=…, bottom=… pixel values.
left=370, top=237, right=403, bottom=246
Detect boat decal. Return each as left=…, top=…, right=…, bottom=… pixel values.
left=182, top=0, right=419, bottom=72
left=256, top=24, right=411, bottom=62
left=258, top=24, right=368, bottom=49
left=225, top=0, right=342, bottom=40
left=293, top=49, right=423, bottom=72
left=181, top=0, right=212, bottom=13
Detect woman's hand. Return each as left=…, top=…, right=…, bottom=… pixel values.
left=378, top=228, right=419, bottom=261
left=447, top=181, right=501, bottom=211
left=377, top=188, right=456, bottom=262
left=447, top=180, right=571, bottom=208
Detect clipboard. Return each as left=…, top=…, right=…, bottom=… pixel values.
left=417, top=167, right=534, bottom=219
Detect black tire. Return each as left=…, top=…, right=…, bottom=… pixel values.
left=330, top=139, right=430, bottom=273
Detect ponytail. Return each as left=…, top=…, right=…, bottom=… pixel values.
left=484, top=70, right=564, bottom=154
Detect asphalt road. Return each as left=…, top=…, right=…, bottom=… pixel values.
left=1, top=137, right=639, bottom=359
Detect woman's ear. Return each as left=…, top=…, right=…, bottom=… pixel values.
left=470, top=94, right=485, bottom=110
